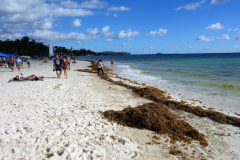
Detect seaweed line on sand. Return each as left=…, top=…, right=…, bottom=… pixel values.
left=76, top=61, right=240, bottom=145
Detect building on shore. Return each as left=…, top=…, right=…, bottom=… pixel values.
left=95, top=51, right=130, bottom=56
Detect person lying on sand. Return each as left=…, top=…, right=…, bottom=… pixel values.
left=13, top=74, right=44, bottom=81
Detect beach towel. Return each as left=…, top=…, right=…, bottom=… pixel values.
left=8, top=77, right=44, bottom=83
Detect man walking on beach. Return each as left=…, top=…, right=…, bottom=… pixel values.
left=8, top=55, right=15, bottom=72
left=53, top=55, right=62, bottom=78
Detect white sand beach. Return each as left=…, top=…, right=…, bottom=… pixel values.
left=0, top=60, right=240, bottom=160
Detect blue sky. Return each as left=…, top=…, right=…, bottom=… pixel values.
left=0, top=0, right=239, bottom=54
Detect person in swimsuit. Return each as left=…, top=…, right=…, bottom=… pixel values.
left=110, top=57, right=114, bottom=69
left=66, top=55, right=71, bottom=70
left=62, top=56, right=69, bottom=79
left=13, top=74, right=43, bottom=81
left=8, top=55, right=15, bottom=72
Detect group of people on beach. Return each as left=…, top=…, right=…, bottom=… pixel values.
left=2, top=54, right=115, bottom=81
left=1, top=55, right=31, bottom=72
left=53, top=55, right=71, bottom=79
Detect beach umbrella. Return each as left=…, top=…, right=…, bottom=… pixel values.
left=0, top=53, right=9, bottom=57
left=12, top=54, right=19, bottom=57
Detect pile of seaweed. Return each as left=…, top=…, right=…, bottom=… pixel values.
left=102, top=103, right=208, bottom=146
left=78, top=61, right=240, bottom=128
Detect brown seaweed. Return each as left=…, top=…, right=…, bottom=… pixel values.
left=101, top=103, right=208, bottom=147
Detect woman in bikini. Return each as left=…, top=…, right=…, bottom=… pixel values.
left=13, top=74, right=43, bottom=81
left=62, top=56, right=69, bottom=79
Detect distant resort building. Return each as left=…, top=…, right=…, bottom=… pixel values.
left=95, top=51, right=131, bottom=56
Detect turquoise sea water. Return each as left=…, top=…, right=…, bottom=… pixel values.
left=79, top=53, right=240, bottom=114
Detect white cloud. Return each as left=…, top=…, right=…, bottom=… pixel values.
left=32, top=18, right=53, bottom=30
left=79, top=0, right=108, bottom=9
left=228, top=28, right=239, bottom=31
left=235, top=35, right=240, bottom=40
left=85, top=26, right=114, bottom=37
left=69, top=19, right=82, bottom=27
left=122, top=43, right=127, bottom=47
left=210, top=0, right=227, bottom=5
left=113, top=14, right=119, bottom=17
left=60, top=1, right=79, bottom=8
left=127, top=38, right=133, bottom=41
left=85, top=28, right=99, bottom=35
left=100, top=26, right=114, bottom=37
left=216, top=34, right=230, bottom=40
left=76, top=41, right=82, bottom=44
left=147, top=29, right=167, bottom=37
left=105, top=38, right=114, bottom=41
left=107, top=6, right=130, bottom=11
left=51, top=8, right=94, bottom=17
left=234, top=45, right=239, bottom=48
left=196, top=35, right=214, bottom=41
left=189, top=46, right=198, bottom=49
left=175, top=0, right=206, bottom=11
left=150, top=47, right=155, bottom=50
left=204, top=22, right=224, bottom=30
left=113, top=29, right=140, bottom=39
left=0, top=23, right=27, bottom=34
left=0, top=33, right=24, bottom=41
left=27, top=30, right=90, bottom=41
left=0, top=1, right=94, bottom=24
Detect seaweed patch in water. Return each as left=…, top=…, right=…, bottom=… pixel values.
left=101, top=103, right=208, bottom=147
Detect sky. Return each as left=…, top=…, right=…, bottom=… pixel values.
left=0, top=0, right=239, bottom=54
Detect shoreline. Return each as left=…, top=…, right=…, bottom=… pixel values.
left=104, top=61, right=240, bottom=118
left=0, top=60, right=240, bottom=159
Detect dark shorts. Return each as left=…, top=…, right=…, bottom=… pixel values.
left=55, top=67, right=62, bottom=71
left=9, top=62, right=14, bottom=66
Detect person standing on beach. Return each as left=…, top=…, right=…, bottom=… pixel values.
left=2, top=57, right=5, bottom=64
left=110, top=57, right=114, bottom=69
left=96, top=59, right=104, bottom=76
left=27, top=58, right=30, bottom=68
left=15, top=57, right=21, bottom=71
left=62, top=56, right=69, bottom=79
left=53, top=55, right=62, bottom=78
left=66, top=55, right=71, bottom=70
left=19, top=57, right=23, bottom=68
left=8, top=55, right=15, bottom=72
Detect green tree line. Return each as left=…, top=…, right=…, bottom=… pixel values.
left=0, top=36, right=96, bottom=57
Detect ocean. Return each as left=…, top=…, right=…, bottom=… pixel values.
left=79, top=53, right=240, bottom=116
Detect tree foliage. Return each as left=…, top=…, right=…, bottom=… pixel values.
left=0, top=36, right=96, bottom=56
